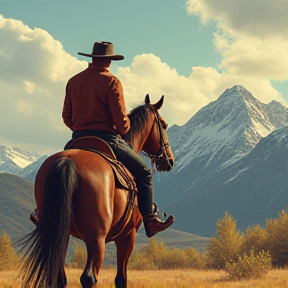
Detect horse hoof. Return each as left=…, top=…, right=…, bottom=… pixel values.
left=80, top=273, right=97, bottom=288
left=115, top=278, right=127, bottom=288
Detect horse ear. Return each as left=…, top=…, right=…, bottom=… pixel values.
left=145, top=94, right=150, bottom=105
left=153, top=95, right=164, bottom=110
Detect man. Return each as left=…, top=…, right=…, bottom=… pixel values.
left=62, top=41, right=174, bottom=238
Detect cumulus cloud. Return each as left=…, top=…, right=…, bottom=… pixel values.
left=186, top=0, right=288, bottom=38
left=0, top=15, right=86, bottom=153
left=0, top=12, right=286, bottom=154
left=118, top=53, right=284, bottom=127
left=186, top=0, right=288, bottom=89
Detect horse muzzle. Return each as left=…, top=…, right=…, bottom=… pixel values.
left=156, top=156, right=174, bottom=172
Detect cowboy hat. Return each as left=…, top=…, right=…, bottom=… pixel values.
left=78, top=41, right=124, bottom=60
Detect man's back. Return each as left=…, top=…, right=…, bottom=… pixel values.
left=63, top=63, right=128, bottom=134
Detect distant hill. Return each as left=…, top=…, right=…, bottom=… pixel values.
left=135, top=226, right=209, bottom=253
left=0, top=146, right=47, bottom=182
left=0, top=173, right=35, bottom=240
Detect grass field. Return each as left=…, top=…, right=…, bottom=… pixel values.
left=1, top=268, right=288, bottom=288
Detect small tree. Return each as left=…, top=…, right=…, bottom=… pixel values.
left=0, top=231, right=19, bottom=270
left=241, top=224, right=268, bottom=256
left=206, top=212, right=243, bottom=269
left=265, top=210, right=288, bottom=267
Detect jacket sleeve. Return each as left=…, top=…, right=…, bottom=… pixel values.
left=62, top=83, right=74, bottom=131
left=107, top=78, right=130, bottom=134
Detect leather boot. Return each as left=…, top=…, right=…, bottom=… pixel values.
left=143, top=214, right=175, bottom=238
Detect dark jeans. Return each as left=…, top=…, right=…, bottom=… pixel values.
left=72, top=130, right=153, bottom=216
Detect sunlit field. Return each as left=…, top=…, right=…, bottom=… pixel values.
left=1, top=268, right=288, bottom=288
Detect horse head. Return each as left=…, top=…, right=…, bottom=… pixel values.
left=141, top=94, right=174, bottom=172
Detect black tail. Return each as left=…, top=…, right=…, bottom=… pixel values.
left=19, top=157, right=78, bottom=288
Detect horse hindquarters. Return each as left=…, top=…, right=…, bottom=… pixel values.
left=20, top=157, right=78, bottom=288
left=70, top=153, right=116, bottom=288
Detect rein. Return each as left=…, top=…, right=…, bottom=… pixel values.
left=141, top=106, right=173, bottom=173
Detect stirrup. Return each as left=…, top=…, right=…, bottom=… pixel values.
left=152, top=202, right=168, bottom=221
left=30, top=209, right=38, bottom=225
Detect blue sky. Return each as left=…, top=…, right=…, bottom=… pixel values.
left=1, top=0, right=288, bottom=153
left=1, top=1, right=217, bottom=75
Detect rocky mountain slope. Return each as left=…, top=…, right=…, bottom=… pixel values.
left=154, top=85, right=288, bottom=236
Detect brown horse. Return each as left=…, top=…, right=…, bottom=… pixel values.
left=19, top=94, right=174, bottom=288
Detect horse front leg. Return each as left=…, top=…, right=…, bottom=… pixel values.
left=114, top=228, right=137, bottom=288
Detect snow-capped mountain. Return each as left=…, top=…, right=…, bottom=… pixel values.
left=0, top=146, right=43, bottom=179
left=19, top=155, right=48, bottom=182
left=167, top=85, right=288, bottom=175
left=155, top=85, right=288, bottom=236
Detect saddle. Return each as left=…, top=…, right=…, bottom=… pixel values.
left=64, top=136, right=136, bottom=191
left=64, top=136, right=138, bottom=241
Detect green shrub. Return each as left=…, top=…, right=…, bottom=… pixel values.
left=225, top=250, right=271, bottom=280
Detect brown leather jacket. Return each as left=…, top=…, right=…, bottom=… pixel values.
left=62, top=63, right=130, bottom=135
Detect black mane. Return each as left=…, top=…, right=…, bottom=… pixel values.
left=125, top=104, right=151, bottom=143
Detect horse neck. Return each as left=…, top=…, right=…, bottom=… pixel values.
left=130, top=112, right=155, bottom=153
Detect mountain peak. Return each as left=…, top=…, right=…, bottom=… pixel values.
left=231, top=84, right=247, bottom=92
left=0, top=146, right=40, bottom=170
left=167, top=85, right=288, bottom=175
left=220, top=85, right=254, bottom=103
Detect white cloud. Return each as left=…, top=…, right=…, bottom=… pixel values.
left=185, top=0, right=288, bottom=104
left=23, top=80, right=36, bottom=94
left=118, top=54, right=217, bottom=126
left=0, top=16, right=86, bottom=153
left=118, top=53, right=284, bottom=128
left=17, top=100, right=34, bottom=116
left=186, top=0, right=288, bottom=38
left=0, top=13, right=286, bottom=154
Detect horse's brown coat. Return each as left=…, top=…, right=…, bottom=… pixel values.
left=20, top=95, right=174, bottom=288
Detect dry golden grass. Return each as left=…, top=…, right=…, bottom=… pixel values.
left=1, top=268, right=288, bottom=288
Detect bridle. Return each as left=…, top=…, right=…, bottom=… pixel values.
left=141, top=106, right=173, bottom=172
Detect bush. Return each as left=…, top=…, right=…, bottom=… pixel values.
left=128, top=238, right=205, bottom=270
left=225, top=250, right=271, bottom=280
left=160, top=247, right=206, bottom=270
left=181, top=247, right=206, bottom=269
left=0, top=231, right=19, bottom=271
left=129, top=239, right=167, bottom=270
left=129, top=250, right=158, bottom=270
left=241, top=225, right=268, bottom=256
left=72, top=243, right=87, bottom=268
